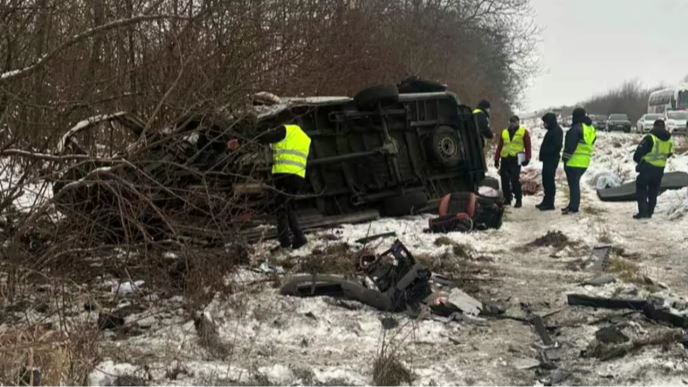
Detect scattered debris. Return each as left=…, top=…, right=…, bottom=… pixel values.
left=586, top=329, right=683, bottom=361
left=356, top=232, right=397, bottom=245
left=447, top=288, right=482, bottom=316
left=282, top=240, right=484, bottom=324
left=526, top=231, right=573, bottom=250
left=595, top=326, right=630, bottom=344
left=581, top=274, right=617, bottom=287
left=255, top=261, right=285, bottom=275
left=380, top=317, right=399, bottom=330
left=520, top=168, right=542, bottom=195
left=567, top=294, right=650, bottom=310
left=584, top=245, right=612, bottom=271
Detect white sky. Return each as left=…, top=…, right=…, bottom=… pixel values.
left=524, top=0, right=688, bottom=111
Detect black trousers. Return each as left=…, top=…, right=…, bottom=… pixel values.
left=564, top=166, right=586, bottom=212
left=273, top=174, right=306, bottom=247
left=636, top=165, right=663, bottom=217
left=541, top=160, right=558, bottom=206
left=499, top=158, right=522, bottom=201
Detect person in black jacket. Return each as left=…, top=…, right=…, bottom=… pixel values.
left=632, top=119, right=674, bottom=219
left=473, top=100, right=494, bottom=147
left=537, top=113, right=564, bottom=211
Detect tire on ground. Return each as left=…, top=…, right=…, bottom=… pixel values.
left=353, top=85, right=400, bottom=110
left=428, top=126, right=462, bottom=167
left=479, top=176, right=500, bottom=190
left=381, top=191, right=429, bottom=217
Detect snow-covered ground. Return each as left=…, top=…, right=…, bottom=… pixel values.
left=4, top=123, right=688, bottom=385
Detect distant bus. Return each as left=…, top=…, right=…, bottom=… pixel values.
left=648, top=84, right=688, bottom=113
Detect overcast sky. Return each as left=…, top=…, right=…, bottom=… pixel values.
left=524, top=0, right=688, bottom=111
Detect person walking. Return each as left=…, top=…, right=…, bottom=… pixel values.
left=561, top=108, right=596, bottom=215
left=473, top=100, right=494, bottom=148
left=228, top=124, right=311, bottom=249
left=537, top=113, right=564, bottom=211
left=633, top=119, right=673, bottom=219
left=494, top=115, right=532, bottom=208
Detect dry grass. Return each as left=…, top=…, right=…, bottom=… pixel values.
left=372, top=347, right=413, bottom=386
left=606, top=257, right=642, bottom=283
left=0, top=323, right=99, bottom=385
left=598, top=229, right=613, bottom=244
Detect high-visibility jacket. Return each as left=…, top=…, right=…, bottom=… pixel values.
left=272, top=124, right=311, bottom=178
left=473, top=108, right=484, bottom=115
left=642, top=134, right=673, bottom=168
left=566, top=124, right=596, bottom=168
left=500, top=127, right=527, bottom=158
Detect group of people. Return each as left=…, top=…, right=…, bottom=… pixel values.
left=474, top=103, right=675, bottom=218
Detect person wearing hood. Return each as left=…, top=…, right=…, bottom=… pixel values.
left=632, top=119, right=673, bottom=219
left=537, top=113, right=564, bottom=211
left=494, top=115, right=532, bottom=208
left=561, top=107, right=597, bottom=215
left=473, top=100, right=494, bottom=147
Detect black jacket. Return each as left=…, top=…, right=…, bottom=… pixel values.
left=474, top=109, right=494, bottom=141
left=633, top=127, right=672, bottom=170
left=255, top=125, right=287, bottom=144
left=562, top=116, right=595, bottom=164
left=539, top=114, right=563, bottom=163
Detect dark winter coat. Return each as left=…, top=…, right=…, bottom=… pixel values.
left=539, top=113, right=564, bottom=163
left=474, top=110, right=494, bottom=141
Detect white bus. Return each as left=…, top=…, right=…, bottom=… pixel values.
left=648, top=84, right=688, bottom=113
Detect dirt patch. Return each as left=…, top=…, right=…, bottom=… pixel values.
left=520, top=231, right=579, bottom=252
left=291, top=243, right=358, bottom=275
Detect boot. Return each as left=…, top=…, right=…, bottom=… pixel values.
left=539, top=204, right=555, bottom=211
left=514, top=199, right=522, bottom=208
left=291, top=236, right=308, bottom=250
left=633, top=213, right=648, bottom=220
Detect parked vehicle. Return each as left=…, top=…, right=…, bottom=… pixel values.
left=562, top=116, right=572, bottom=127
left=636, top=113, right=662, bottom=133
left=648, top=84, right=688, bottom=113
left=605, top=114, right=632, bottom=133
left=589, top=115, right=608, bottom=130
left=663, top=110, right=688, bottom=134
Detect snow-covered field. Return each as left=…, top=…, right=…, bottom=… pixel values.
left=4, top=123, right=688, bottom=386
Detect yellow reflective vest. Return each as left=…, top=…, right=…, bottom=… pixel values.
left=566, top=124, right=596, bottom=168
left=272, top=125, right=311, bottom=178
left=642, top=134, right=673, bottom=168
left=500, top=127, right=526, bottom=158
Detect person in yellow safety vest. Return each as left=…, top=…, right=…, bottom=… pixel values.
left=473, top=100, right=494, bottom=148
left=632, top=119, right=673, bottom=219
left=228, top=124, right=311, bottom=249
left=561, top=107, right=596, bottom=215
left=493, top=115, right=532, bottom=208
